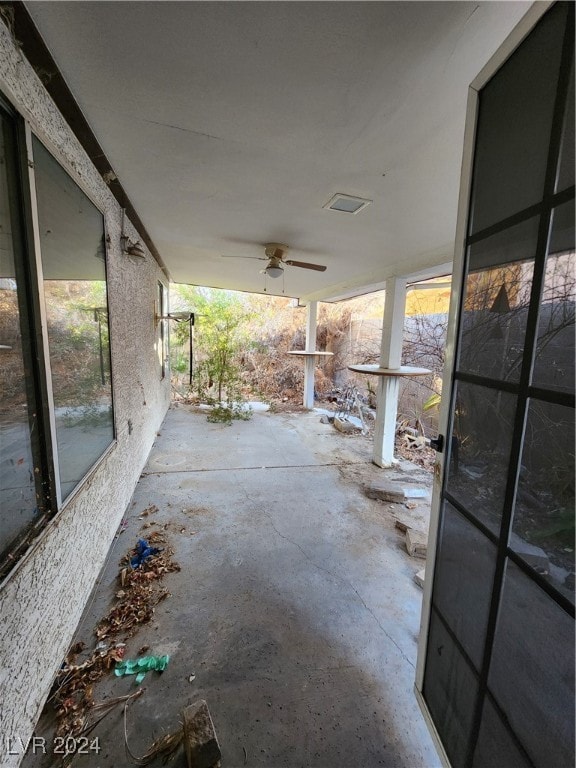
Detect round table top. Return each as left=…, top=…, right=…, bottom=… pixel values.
left=287, top=350, right=334, bottom=357
left=347, top=364, right=431, bottom=376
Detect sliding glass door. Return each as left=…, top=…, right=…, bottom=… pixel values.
left=0, top=105, right=51, bottom=572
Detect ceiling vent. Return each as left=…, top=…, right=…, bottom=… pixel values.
left=323, top=193, right=372, bottom=215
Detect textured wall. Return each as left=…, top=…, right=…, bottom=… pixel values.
left=0, top=18, right=170, bottom=765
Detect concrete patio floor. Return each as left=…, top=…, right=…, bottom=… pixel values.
left=30, top=404, right=439, bottom=768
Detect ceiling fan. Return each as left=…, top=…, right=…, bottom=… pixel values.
left=222, top=243, right=326, bottom=279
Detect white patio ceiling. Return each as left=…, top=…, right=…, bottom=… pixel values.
left=26, top=1, right=531, bottom=301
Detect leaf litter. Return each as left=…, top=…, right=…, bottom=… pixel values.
left=49, top=524, right=181, bottom=750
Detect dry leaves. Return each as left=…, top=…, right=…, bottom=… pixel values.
left=52, top=643, right=127, bottom=738
left=396, top=436, right=436, bottom=472
left=95, top=583, right=169, bottom=640
left=96, top=537, right=180, bottom=640
left=139, top=504, right=159, bottom=517
left=51, top=527, right=180, bottom=743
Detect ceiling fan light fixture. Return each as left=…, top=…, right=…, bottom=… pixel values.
left=323, top=193, right=372, bottom=215
left=265, top=264, right=284, bottom=278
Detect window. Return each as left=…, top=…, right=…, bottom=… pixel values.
left=33, top=136, right=115, bottom=503
left=0, top=108, right=117, bottom=577
left=157, top=281, right=168, bottom=379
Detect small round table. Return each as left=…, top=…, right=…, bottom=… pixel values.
left=348, top=364, right=432, bottom=467
left=347, top=364, right=430, bottom=377
left=287, top=351, right=334, bottom=408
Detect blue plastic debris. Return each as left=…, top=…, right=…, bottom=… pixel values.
left=130, top=539, right=160, bottom=568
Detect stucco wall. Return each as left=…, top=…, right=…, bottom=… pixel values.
left=0, top=18, right=170, bottom=765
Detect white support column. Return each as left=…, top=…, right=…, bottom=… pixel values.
left=303, top=301, right=318, bottom=409
left=373, top=277, right=407, bottom=467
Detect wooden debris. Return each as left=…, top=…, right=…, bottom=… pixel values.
left=122, top=697, right=220, bottom=767
left=406, top=528, right=428, bottom=559
left=124, top=703, right=184, bottom=766
left=182, top=700, right=221, bottom=768
left=365, top=481, right=429, bottom=503
left=395, top=518, right=426, bottom=535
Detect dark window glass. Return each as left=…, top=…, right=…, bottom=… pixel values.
left=472, top=696, right=532, bottom=768
left=0, top=114, right=39, bottom=557
left=513, top=399, right=575, bottom=602
left=33, top=137, right=114, bottom=501
left=459, top=219, right=537, bottom=382
left=446, top=382, right=517, bottom=533
left=469, top=3, right=567, bottom=233
left=423, top=611, right=478, bottom=767
left=488, top=560, right=575, bottom=768
left=532, top=202, right=575, bottom=394
left=556, top=60, right=574, bottom=193
left=432, top=502, right=497, bottom=669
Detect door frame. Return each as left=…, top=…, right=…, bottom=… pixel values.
left=414, top=3, right=554, bottom=764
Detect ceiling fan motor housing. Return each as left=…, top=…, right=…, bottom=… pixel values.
left=264, top=243, right=289, bottom=261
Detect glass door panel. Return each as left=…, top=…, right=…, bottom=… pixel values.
left=513, top=399, right=575, bottom=601
left=423, top=611, right=479, bottom=767
left=0, top=110, right=41, bottom=560
left=472, top=696, right=532, bottom=768
left=431, top=502, right=497, bottom=669
left=469, top=3, right=568, bottom=234
left=532, top=201, right=575, bottom=394
left=419, top=4, right=574, bottom=767
left=459, top=218, right=538, bottom=383
left=488, top=560, right=575, bottom=767
left=555, top=61, right=574, bottom=194
left=445, top=382, right=517, bottom=533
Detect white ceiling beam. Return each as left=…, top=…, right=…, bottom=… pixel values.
left=299, top=250, right=453, bottom=303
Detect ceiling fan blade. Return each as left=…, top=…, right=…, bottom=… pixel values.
left=220, top=254, right=267, bottom=261
left=284, top=260, right=326, bottom=272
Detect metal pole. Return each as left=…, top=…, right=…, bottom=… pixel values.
left=189, top=314, right=194, bottom=387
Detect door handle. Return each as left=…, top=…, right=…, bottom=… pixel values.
left=429, top=434, right=444, bottom=453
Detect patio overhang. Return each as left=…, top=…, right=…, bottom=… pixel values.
left=21, top=0, right=532, bottom=301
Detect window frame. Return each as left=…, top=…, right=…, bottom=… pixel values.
left=27, top=126, right=117, bottom=509
left=157, top=280, right=169, bottom=380
left=0, top=103, right=118, bottom=580
left=0, top=99, right=58, bottom=580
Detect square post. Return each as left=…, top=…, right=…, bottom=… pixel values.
left=303, top=301, right=318, bottom=409
left=373, top=277, right=407, bottom=466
